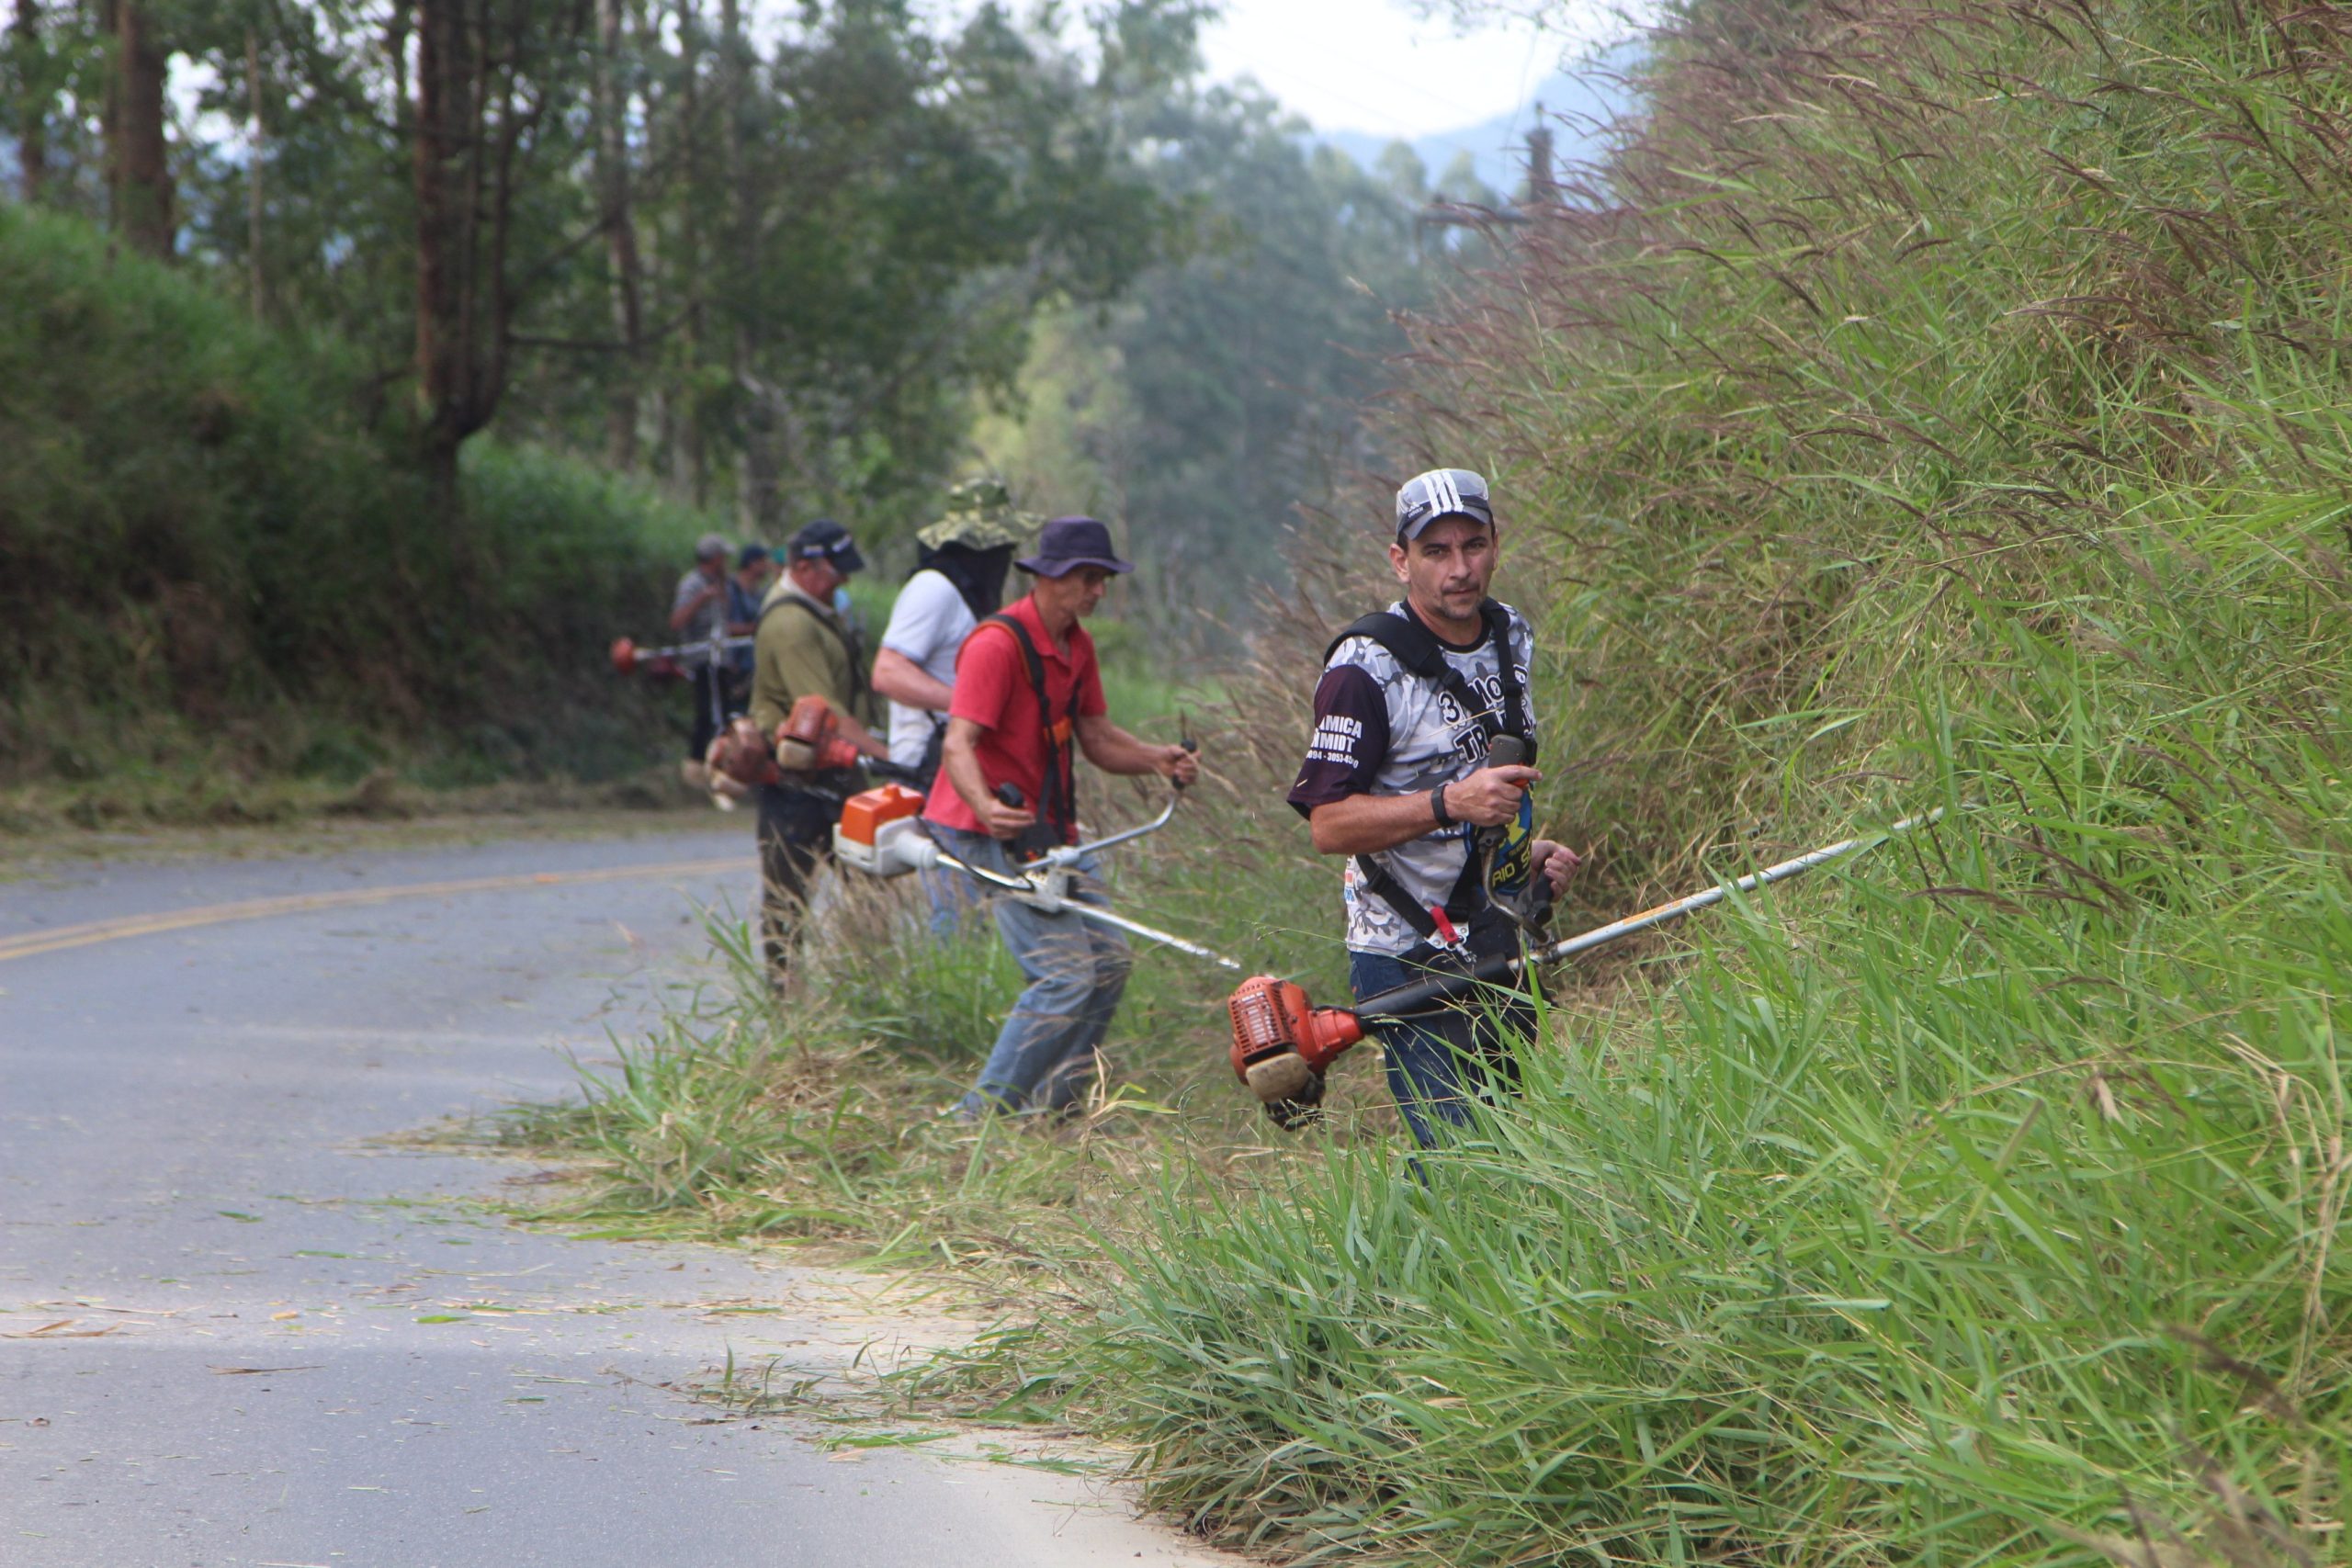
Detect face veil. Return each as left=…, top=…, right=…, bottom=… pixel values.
left=921, top=540, right=1016, bottom=619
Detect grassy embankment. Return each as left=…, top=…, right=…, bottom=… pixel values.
left=0, top=206, right=718, bottom=830
left=512, top=0, right=2349, bottom=1562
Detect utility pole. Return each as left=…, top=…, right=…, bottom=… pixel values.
left=1418, top=105, right=1555, bottom=235
left=1524, top=107, right=1555, bottom=207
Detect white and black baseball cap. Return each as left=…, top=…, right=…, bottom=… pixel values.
left=1395, top=468, right=1494, bottom=539
left=786, top=518, right=865, bottom=574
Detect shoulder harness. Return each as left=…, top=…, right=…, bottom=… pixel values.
left=758, top=592, right=872, bottom=710
left=1323, top=600, right=1532, bottom=947
left=972, top=614, right=1080, bottom=844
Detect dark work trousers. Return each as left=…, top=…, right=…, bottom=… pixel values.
left=755, top=783, right=839, bottom=983
left=1348, top=912, right=1532, bottom=1150
left=687, top=666, right=728, bottom=759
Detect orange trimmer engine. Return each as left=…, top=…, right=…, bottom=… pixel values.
left=775, top=694, right=861, bottom=773
left=1227, top=975, right=1365, bottom=1126
left=705, top=716, right=780, bottom=798
left=610, top=637, right=684, bottom=680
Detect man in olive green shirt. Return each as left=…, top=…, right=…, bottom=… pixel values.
left=751, top=518, right=888, bottom=985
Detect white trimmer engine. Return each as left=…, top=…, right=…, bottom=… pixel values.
left=831, top=784, right=940, bottom=877
left=825, top=774, right=1245, bottom=975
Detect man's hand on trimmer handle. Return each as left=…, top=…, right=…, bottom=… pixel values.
left=979, top=783, right=1037, bottom=841
left=1441, top=763, right=1540, bottom=828
left=1158, top=739, right=1200, bottom=789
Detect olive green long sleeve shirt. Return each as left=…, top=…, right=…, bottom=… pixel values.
left=748, top=584, right=877, bottom=734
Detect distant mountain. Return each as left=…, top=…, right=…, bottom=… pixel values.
left=1317, top=42, right=1644, bottom=200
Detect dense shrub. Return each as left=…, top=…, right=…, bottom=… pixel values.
left=0, top=205, right=713, bottom=803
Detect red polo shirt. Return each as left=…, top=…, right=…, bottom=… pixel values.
left=923, top=593, right=1106, bottom=840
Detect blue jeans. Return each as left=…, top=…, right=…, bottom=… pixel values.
left=918, top=860, right=984, bottom=940
left=1350, top=918, right=1532, bottom=1149
left=932, top=825, right=1132, bottom=1118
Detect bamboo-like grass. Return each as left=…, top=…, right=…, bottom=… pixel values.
left=1054, top=0, right=2352, bottom=1560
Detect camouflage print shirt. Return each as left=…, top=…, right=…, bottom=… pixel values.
left=1285, top=599, right=1538, bottom=956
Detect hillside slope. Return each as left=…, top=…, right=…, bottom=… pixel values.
left=1084, top=0, right=2352, bottom=1561
left=0, top=207, right=711, bottom=825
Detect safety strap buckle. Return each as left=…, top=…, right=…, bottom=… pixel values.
left=1428, top=904, right=1475, bottom=962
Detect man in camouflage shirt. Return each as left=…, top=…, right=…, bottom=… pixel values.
left=1287, top=468, right=1582, bottom=1146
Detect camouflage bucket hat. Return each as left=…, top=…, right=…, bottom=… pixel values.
left=917, top=477, right=1029, bottom=552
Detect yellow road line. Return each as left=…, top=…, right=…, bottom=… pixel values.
left=0, top=857, right=745, bottom=964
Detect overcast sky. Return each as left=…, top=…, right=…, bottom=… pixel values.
left=1195, top=1, right=1596, bottom=139
left=905, top=1, right=1634, bottom=141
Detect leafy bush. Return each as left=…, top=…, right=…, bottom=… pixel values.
left=0, top=205, right=714, bottom=810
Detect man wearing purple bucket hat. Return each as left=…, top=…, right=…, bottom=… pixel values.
left=922, top=516, right=1201, bottom=1119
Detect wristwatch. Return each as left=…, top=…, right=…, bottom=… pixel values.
left=1430, top=783, right=1456, bottom=829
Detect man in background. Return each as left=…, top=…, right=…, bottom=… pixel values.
left=670, top=532, right=735, bottom=786
left=749, top=519, right=889, bottom=986
left=923, top=516, right=1199, bottom=1118
left=872, top=477, right=1025, bottom=933
left=724, top=542, right=773, bottom=716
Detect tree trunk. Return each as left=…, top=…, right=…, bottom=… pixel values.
left=593, top=0, right=644, bottom=469
left=718, top=0, right=779, bottom=534
left=412, top=0, right=481, bottom=511
left=673, top=0, right=707, bottom=506
left=108, top=0, right=173, bottom=258
left=406, top=0, right=567, bottom=515
left=245, top=28, right=266, bottom=314
left=12, top=0, right=44, bottom=201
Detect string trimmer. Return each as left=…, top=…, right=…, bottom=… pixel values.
left=830, top=750, right=1242, bottom=971
left=610, top=627, right=753, bottom=743
left=1227, top=810, right=1940, bottom=1122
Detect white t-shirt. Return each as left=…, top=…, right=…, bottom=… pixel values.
left=879, top=570, right=977, bottom=768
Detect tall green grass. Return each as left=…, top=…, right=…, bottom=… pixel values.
left=0, top=205, right=716, bottom=819
left=1049, top=0, right=2352, bottom=1560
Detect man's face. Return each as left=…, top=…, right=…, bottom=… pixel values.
left=700, top=554, right=728, bottom=581
left=794, top=556, right=845, bottom=601
left=1035, top=566, right=1113, bottom=620
left=1389, top=515, right=1498, bottom=622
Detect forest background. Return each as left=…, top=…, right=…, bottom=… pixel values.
left=0, top=0, right=1546, bottom=824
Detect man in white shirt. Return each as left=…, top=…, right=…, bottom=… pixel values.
left=872, top=477, right=1026, bottom=933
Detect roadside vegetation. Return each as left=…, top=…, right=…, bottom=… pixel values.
left=6, top=0, right=1464, bottom=824
left=0, top=205, right=712, bottom=829
left=514, top=0, right=2352, bottom=1562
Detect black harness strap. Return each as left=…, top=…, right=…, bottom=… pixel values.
left=1322, top=600, right=1532, bottom=761
left=1324, top=600, right=1532, bottom=945
left=757, top=592, right=872, bottom=711
left=974, top=613, right=1080, bottom=844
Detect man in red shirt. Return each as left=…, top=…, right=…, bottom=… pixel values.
left=924, top=516, right=1199, bottom=1118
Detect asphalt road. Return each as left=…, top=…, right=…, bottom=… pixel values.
left=0, top=824, right=1226, bottom=1568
